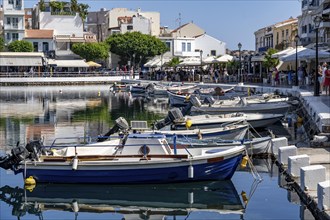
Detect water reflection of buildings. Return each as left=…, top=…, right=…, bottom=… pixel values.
left=0, top=181, right=245, bottom=220
left=0, top=86, right=105, bottom=149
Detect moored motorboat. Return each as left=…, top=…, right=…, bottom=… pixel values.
left=172, top=112, right=284, bottom=129
left=0, top=133, right=245, bottom=184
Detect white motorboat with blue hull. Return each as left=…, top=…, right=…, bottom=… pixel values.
left=1, top=133, right=245, bottom=184
left=24, top=154, right=242, bottom=184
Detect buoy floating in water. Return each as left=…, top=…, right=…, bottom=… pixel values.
left=240, top=156, right=248, bottom=169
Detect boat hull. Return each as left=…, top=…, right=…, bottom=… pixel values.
left=22, top=154, right=243, bottom=184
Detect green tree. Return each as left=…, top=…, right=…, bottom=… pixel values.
left=226, top=60, right=239, bottom=75
left=167, top=57, right=181, bottom=72
left=71, top=42, right=109, bottom=61
left=70, top=0, right=79, bottom=12
left=106, top=32, right=168, bottom=66
left=8, top=40, right=33, bottom=52
left=0, top=37, right=5, bottom=51
left=263, top=48, right=279, bottom=75
left=39, top=0, right=45, bottom=11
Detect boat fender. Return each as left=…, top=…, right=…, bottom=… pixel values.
left=188, top=165, right=194, bottom=178
left=185, top=119, right=192, bottom=129
left=25, top=176, right=36, bottom=186
left=72, top=155, right=79, bottom=170
left=197, top=130, right=202, bottom=140
left=241, top=191, right=248, bottom=205
left=188, top=192, right=194, bottom=204
left=139, top=145, right=150, bottom=157
left=240, top=156, right=248, bottom=169
left=71, top=200, right=79, bottom=213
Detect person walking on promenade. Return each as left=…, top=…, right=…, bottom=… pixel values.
left=324, top=67, right=330, bottom=96
left=320, top=62, right=328, bottom=94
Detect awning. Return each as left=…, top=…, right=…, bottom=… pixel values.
left=47, top=59, right=89, bottom=68
left=87, top=61, right=102, bottom=67
left=0, top=57, right=43, bottom=66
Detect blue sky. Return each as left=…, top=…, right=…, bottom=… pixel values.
left=25, top=0, right=301, bottom=50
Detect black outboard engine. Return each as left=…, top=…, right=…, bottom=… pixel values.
left=181, top=95, right=201, bottom=116
left=203, top=96, right=215, bottom=106
left=97, top=117, right=129, bottom=142
left=153, top=108, right=184, bottom=130
left=0, top=146, right=29, bottom=171
left=25, top=140, right=44, bottom=160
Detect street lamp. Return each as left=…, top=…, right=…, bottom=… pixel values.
left=294, top=35, right=300, bottom=87
left=199, top=49, right=203, bottom=69
left=314, top=15, right=322, bottom=96
left=238, top=42, right=242, bottom=82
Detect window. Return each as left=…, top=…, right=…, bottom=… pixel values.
left=182, top=42, right=186, bottom=52
left=281, top=30, right=284, bottom=38
left=12, top=18, right=18, bottom=28
left=302, top=25, right=307, bottom=34
left=33, top=42, right=38, bottom=52
left=7, top=17, right=11, bottom=25
left=43, top=42, right=49, bottom=52
left=9, top=0, right=14, bottom=4
left=165, top=42, right=171, bottom=49
left=12, top=33, right=19, bottom=41
left=210, top=50, right=216, bottom=56
left=286, top=29, right=289, bottom=36
left=308, top=24, right=313, bottom=33
left=15, top=0, right=21, bottom=7
left=187, top=42, right=191, bottom=52
left=276, top=32, right=279, bottom=45
left=6, top=33, right=11, bottom=40
left=127, top=25, right=133, bottom=30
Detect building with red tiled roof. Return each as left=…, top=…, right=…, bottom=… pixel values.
left=24, top=29, right=55, bottom=53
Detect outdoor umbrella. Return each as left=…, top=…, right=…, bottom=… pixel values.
left=216, top=54, right=234, bottom=62
left=203, top=56, right=218, bottom=64
left=280, top=47, right=330, bottom=62
left=87, top=61, right=102, bottom=67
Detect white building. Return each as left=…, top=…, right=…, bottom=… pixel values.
left=159, top=23, right=226, bottom=59
left=24, top=29, right=54, bottom=53
left=254, top=25, right=273, bottom=53
left=194, top=34, right=226, bottom=57
left=32, top=0, right=96, bottom=59
left=2, top=0, right=25, bottom=45
left=105, top=8, right=160, bottom=36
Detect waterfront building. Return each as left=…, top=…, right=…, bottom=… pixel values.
left=298, top=0, right=330, bottom=49
left=2, top=0, right=25, bottom=45
left=254, top=25, right=274, bottom=53
left=87, top=8, right=108, bottom=42
left=158, top=23, right=226, bottom=60
left=273, top=17, right=298, bottom=50
left=24, top=29, right=54, bottom=53
left=104, top=7, right=160, bottom=37
left=32, top=0, right=96, bottom=60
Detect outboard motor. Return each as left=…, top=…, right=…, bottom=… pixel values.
left=153, top=108, right=184, bottom=130
left=25, top=140, right=44, bottom=160
left=97, top=117, right=129, bottom=142
left=203, top=96, right=215, bottom=106
left=181, top=95, right=201, bottom=116
left=0, top=146, right=29, bottom=171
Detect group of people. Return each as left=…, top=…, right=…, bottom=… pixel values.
left=318, top=62, right=330, bottom=96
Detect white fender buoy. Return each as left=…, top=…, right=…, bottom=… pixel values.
left=72, top=155, right=78, bottom=170
left=188, top=165, right=194, bottom=179
left=188, top=192, right=194, bottom=204
left=71, top=200, right=79, bottom=213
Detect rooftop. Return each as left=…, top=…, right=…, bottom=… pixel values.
left=25, top=29, right=54, bottom=39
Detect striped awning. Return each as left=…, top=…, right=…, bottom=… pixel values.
left=0, top=57, right=43, bottom=66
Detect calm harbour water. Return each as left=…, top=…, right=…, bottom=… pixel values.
left=0, top=85, right=312, bottom=220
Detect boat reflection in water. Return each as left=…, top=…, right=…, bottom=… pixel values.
left=0, top=180, right=244, bottom=220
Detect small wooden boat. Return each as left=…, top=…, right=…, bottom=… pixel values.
left=129, top=83, right=146, bottom=93
left=0, top=133, right=245, bottom=184
left=173, top=112, right=284, bottom=129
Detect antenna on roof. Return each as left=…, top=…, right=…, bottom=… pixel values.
left=178, top=13, right=181, bottom=37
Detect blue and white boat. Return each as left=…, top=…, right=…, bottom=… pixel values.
left=0, top=133, right=245, bottom=184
